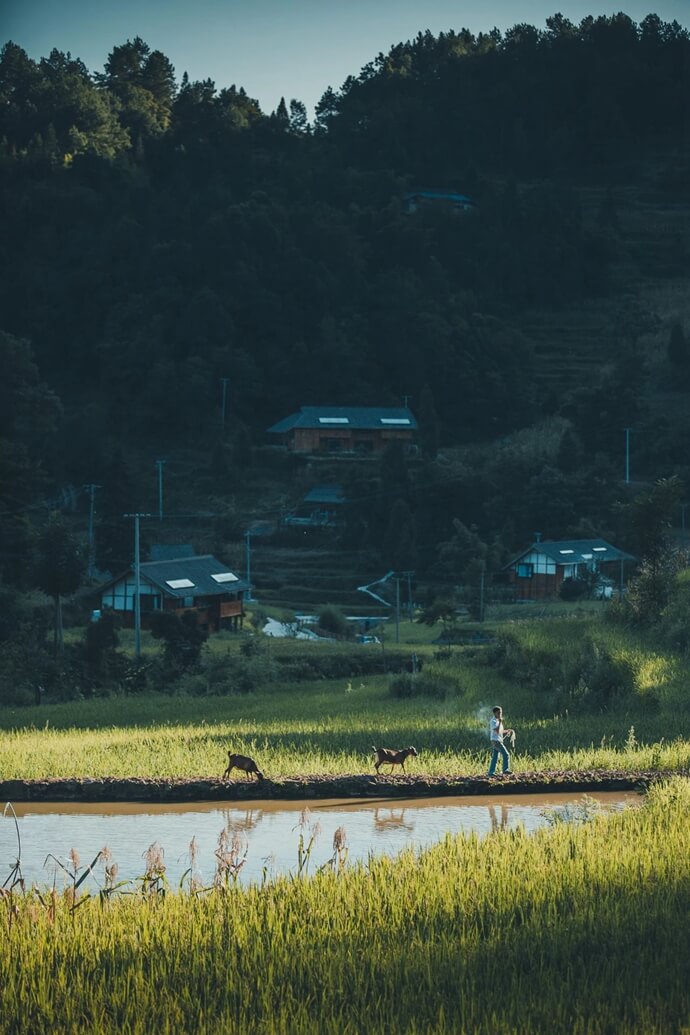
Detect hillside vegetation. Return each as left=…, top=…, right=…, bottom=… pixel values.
left=2, top=12, right=690, bottom=688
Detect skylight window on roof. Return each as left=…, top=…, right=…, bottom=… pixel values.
left=318, top=417, right=349, bottom=424
left=559, top=549, right=575, bottom=555
left=166, top=578, right=195, bottom=589
left=593, top=547, right=607, bottom=552
left=582, top=554, right=593, bottom=560
left=380, top=418, right=411, bottom=425
left=211, top=572, right=239, bottom=583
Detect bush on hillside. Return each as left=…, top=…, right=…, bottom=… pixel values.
left=658, top=568, right=690, bottom=652
left=389, top=673, right=447, bottom=699
left=316, top=605, right=351, bottom=639
left=488, top=627, right=635, bottom=713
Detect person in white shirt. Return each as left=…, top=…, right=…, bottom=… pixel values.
left=488, top=705, right=514, bottom=776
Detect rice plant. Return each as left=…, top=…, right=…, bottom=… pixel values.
left=0, top=780, right=687, bottom=1034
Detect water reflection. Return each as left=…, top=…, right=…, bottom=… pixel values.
left=1, top=792, right=636, bottom=891
left=373, top=806, right=415, bottom=834
left=488, top=803, right=509, bottom=833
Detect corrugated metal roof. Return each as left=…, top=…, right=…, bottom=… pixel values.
left=505, top=539, right=635, bottom=569
left=268, top=406, right=418, bottom=433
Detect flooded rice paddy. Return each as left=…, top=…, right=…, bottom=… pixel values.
left=2, top=791, right=637, bottom=889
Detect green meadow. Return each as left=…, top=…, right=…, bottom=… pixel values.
left=1, top=616, right=688, bottom=780
left=2, top=615, right=690, bottom=1033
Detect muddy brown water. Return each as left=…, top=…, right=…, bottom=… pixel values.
left=2, top=791, right=638, bottom=889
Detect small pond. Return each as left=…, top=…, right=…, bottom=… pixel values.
left=2, top=791, right=637, bottom=890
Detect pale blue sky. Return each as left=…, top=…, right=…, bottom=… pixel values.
left=4, top=0, right=689, bottom=115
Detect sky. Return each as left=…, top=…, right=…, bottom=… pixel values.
left=4, top=0, right=690, bottom=116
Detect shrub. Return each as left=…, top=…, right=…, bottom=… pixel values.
left=150, top=611, right=209, bottom=668
left=559, top=576, right=590, bottom=601
left=488, top=626, right=635, bottom=712
left=316, top=605, right=351, bottom=639
left=389, top=673, right=448, bottom=699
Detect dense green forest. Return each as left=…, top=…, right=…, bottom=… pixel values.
left=1, top=12, right=690, bottom=685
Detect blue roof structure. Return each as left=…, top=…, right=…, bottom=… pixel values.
left=303, top=485, right=347, bottom=505
left=404, top=189, right=475, bottom=206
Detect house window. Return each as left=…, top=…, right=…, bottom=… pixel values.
left=325, top=438, right=343, bottom=452
left=517, top=563, right=534, bottom=578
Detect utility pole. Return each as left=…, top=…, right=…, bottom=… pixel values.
left=244, top=530, right=253, bottom=601
left=624, top=428, right=632, bottom=484
left=84, top=483, right=100, bottom=579
left=394, top=574, right=400, bottom=644
left=681, top=502, right=688, bottom=543
left=154, top=459, right=166, bottom=521
left=220, top=378, right=230, bottom=432
left=124, top=513, right=151, bottom=659
left=405, top=570, right=414, bottom=620
left=479, top=563, right=486, bottom=623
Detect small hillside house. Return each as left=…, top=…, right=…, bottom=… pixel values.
left=99, top=555, right=247, bottom=632
left=268, top=406, right=417, bottom=455
left=403, top=189, right=475, bottom=214
left=284, top=484, right=347, bottom=527
left=504, top=539, right=635, bottom=601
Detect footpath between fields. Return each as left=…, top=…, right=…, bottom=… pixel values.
left=1, top=769, right=688, bottom=803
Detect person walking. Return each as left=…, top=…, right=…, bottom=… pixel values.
left=488, top=705, right=513, bottom=776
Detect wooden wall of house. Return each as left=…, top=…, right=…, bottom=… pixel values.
left=509, top=568, right=566, bottom=600
left=290, top=427, right=414, bottom=454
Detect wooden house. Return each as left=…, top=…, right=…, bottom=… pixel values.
left=403, top=189, right=475, bottom=214
left=99, top=554, right=247, bottom=632
left=283, top=484, right=347, bottom=527
left=503, top=538, right=635, bottom=601
left=268, top=406, right=417, bottom=455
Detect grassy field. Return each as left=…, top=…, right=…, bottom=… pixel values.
left=2, top=615, right=689, bottom=1033
left=1, top=614, right=689, bottom=780
left=0, top=779, right=688, bottom=1034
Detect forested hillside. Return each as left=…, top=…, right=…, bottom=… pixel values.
left=1, top=12, right=690, bottom=607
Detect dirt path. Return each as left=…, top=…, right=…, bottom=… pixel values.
left=1, top=770, right=687, bottom=803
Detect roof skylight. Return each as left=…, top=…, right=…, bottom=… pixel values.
left=318, top=417, right=349, bottom=424
left=211, top=572, right=239, bottom=584
left=166, top=578, right=195, bottom=589
left=380, top=418, right=411, bottom=425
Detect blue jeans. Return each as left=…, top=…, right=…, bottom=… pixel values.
left=488, top=740, right=511, bottom=775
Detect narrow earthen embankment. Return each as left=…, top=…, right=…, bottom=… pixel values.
left=1, top=770, right=687, bottom=804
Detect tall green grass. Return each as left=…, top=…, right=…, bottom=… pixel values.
left=1, top=780, right=688, bottom=1033
left=2, top=616, right=689, bottom=780
left=1, top=683, right=689, bottom=778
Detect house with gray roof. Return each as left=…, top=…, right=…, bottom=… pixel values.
left=267, top=406, right=417, bottom=455
left=99, top=554, right=248, bottom=632
left=403, top=189, right=475, bottom=214
left=504, top=538, right=635, bottom=600
left=283, top=484, right=348, bottom=527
